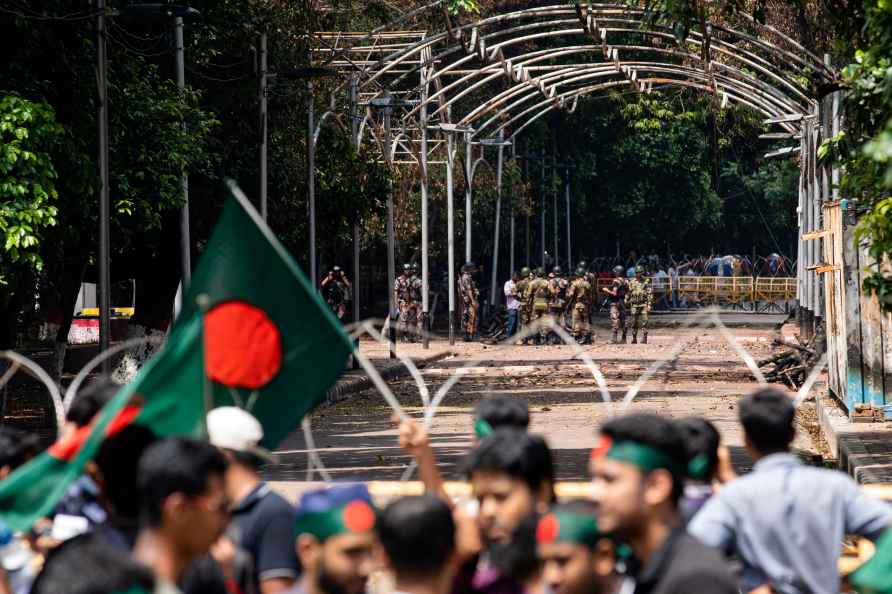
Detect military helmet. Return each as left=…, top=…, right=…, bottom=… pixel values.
left=461, top=261, right=476, bottom=272
left=521, top=266, right=531, bottom=277
left=332, top=265, right=341, bottom=273
left=613, top=265, right=625, bottom=276
left=403, top=263, right=412, bottom=272
left=575, top=266, right=586, bottom=277
left=635, top=265, right=644, bottom=274
left=552, top=266, right=562, bottom=275
left=536, top=267, right=545, bottom=277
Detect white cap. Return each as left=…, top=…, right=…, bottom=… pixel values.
left=206, top=407, right=276, bottom=463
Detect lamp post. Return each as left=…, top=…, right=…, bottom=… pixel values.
left=436, top=123, right=474, bottom=346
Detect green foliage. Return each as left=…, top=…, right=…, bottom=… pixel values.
left=445, top=0, right=480, bottom=15
left=0, top=94, right=62, bottom=282
left=836, top=0, right=892, bottom=308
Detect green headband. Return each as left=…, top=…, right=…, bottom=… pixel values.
left=294, top=500, right=376, bottom=541
left=474, top=418, right=494, bottom=438
left=536, top=511, right=601, bottom=548
left=592, top=437, right=684, bottom=476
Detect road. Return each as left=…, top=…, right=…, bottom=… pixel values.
left=264, top=314, right=824, bottom=488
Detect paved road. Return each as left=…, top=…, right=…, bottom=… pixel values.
left=263, top=315, right=821, bottom=489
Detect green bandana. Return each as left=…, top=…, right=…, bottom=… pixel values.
left=592, top=436, right=683, bottom=475
left=536, top=511, right=601, bottom=548
left=294, top=499, right=376, bottom=541
left=474, top=418, right=494, bottom=438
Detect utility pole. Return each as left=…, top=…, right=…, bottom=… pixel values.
left=565, top=168, right=572, bottom=270
left=446, top=130, right=456, bottom=345
left=175, top=16, right=190, bottom=291
left=540, top=149, right=546, bottom=270
left=349, top=77, right=360, bottom=327
left=465, top=130, right=473, bottom=264
left=487, top=131, right=510, bottom=316
left=97, top=0, right=111, bottom=371
left=420, top=78, right=430, bottom=349
left=307, top=80, right=317, bottom=285
left=509, top=139, right=516, bottom=275
left=383, top=96, right=396, bottom=358
left=259, top=33, right=268, bottom=220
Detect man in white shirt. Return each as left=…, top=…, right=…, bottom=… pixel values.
left=504, top=271, right=521, bottom=338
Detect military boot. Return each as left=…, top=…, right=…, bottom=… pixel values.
left=642, top=333, right=648, bottom=344
left=611, top=330, right=618, bottom=344
left=631, top=333, right=638, bottom=344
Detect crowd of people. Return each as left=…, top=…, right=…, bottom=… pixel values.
left=1, top=382, right=890, bottom=594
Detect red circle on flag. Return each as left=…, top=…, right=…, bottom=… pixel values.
left=343, top=501, right=376, bottom=532
left=536, top=514, right=560, bottom=544
left=204, top=301, right=282, bottom=389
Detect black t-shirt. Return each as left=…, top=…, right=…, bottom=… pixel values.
left=630, top=528, right=738, bottom=594
left=229, top=483, right=300, bottom=590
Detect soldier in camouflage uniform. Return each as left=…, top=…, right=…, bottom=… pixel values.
left=523, top=268, right=551, bottom=345
left=547, top=266, right=569, bottom=344
left=567, top=266, right=593, bottom=344
left=394, top=263, right=412, bottom=342
left=626, top=266, right=653, bottom=344
left=406, top=263, right=423, bottom=342
left=578, top=260, right=597, bottom=325
left=515, top=266, right=532, bottom=344
left=602, top=265, right=628, bottom=344
left=458, top=262, right=479, bottom=341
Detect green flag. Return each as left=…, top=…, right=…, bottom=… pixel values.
left=851, top=529, right=892, bottom=594
left=0, top=180, right=353, bottom=531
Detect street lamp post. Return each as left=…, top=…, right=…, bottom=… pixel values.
left=473, top=134, right=512, bottom=319
left=97, top=0, right=111, bottom=371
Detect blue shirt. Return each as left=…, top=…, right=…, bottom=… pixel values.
left=688, top=452, right=892, bottom=594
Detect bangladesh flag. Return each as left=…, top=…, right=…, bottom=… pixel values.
left=0, top=180, right=353, bottom=532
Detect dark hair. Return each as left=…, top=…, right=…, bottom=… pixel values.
left=137, top=437, right=228, bottom=527
left=474, top=396, right=530, bottom=431
left=66, top=378, right=117, bottom=427
left=675, top=417, right=720, bottom=480
left=600, top=414, right=687, bottom=505
left=0, top=425, right=40, bottom=471
left=464, top=429, right=554, bottom=497
left=739, top=388, right=795, bottom=454
left=30, top=532, right=155, bottom=594
left=377, top=495, right=455, bottom=579
left=229, top=448, right=265, bottom=471
left=95, top=424, right=158, bottom=520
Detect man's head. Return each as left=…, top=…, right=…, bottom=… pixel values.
left=207, top=406, right=275, bottom=476
left=521, top=266, right=531, bottom=278
left=473, top=396, right=530, bottom=441
left=612, top=266, right=624, bottom=278
left=536, top=268, right=546, bottom=278
left=377, top=495, right=455, bottom=585
left=31, top=532, right=155, bottom=594
left=0, top=425, right=40, bottom=479
left=512, top=271, right=520, bottom=282
left=675, top=417, right=720, bottom=482
left=589, top=414, right=687, bottom=539
left=739, top=388, right=795, bottom=456
left=634, top=266, right=644, bottom=279
left=553, top=266, right=562, bottom=276
left=294, top=484, right=378, bottom=594
left=402, top=263, right=412, bottom=275
left=137, top=438, right=229, bottom=559
left=464, top=429, right=554, bottom=546
left=537, top=500, right=615, bottom=594
left=95, top=424, right=158, bottom=520
left=65, top=377, right=117, bottom=435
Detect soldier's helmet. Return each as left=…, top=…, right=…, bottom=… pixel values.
left=552, top=266, right=562, bottom=275
left=575, top=266, right=586, bottom=277
left=635, top=265, right=644, bottom=274
left=613, top=265, right=625, bottom=276
left=578, top=260, right=588, bottom=270
left=409, top=262, right=418, bottom=271
left=521, top=266, right=531, bottom=277
left=332, top=265, right=341, bottom=273
left=461, top=261, right=476, bottom=272
left=403, top=263, right=412, bottom=272
left=536, top=267, right=545, bottom=277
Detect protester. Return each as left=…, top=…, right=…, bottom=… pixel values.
left=0, top=426, right=39, bottom=480
left=504, top=272, right=521, bottom=338
left=30, top=532, right=155, bottom=594
left=0, top=426, right=41, bottom=594
left=688, top=388, right=892, bottom=594
left=376, top=495, right=456, bottom=594
left=288, top=484, right=378, bottom=594
left=473, top=396, right=530, bottom=440
left=452, top=429, right=555, bottom=594
left=589, top=414, right=737, bottom=594
left=133, top=438, right=230, bottom=594
left=207, top=407, right=299, bottom=594
left=674, top=417, right=735, bottom=524
left=536, top=500, right=617, bottom=594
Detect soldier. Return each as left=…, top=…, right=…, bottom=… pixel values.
left=320, top=266, right=351, bottom=321
left=458, top=262, right=479, bottom=341
left=578, top=260, right=597, bottom=325
left=547, top=266, right=569, bottom=344
left=394, top=263, right=412, bottom=342
left=626, top=265, right=653, bottom=344
left=567, top=266, right=593, bottom=344
left=523, top=268, right=551, bottom=345
left=601, top=265, right=628, bottom=344
left=406, top=263, right=423, bottom=342
left=515, top=266, right=532, bottom=344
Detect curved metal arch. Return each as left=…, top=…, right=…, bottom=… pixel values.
left=452, top=55, right=803, bottom=135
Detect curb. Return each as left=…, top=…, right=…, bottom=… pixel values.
left=324, top=350, right=453, bottom=407
left=815, top=394, right=892, bottom=484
